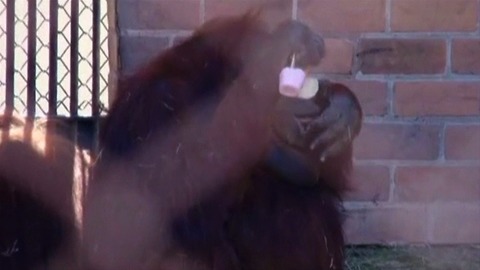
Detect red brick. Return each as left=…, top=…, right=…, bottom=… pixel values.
left=395, top=166, right=480, bottom=202
left=314, top=39, right=353, bottom=74
left=344, top=206, right=429, bottom=244
left=120, top=36, right=170, bottom=73
left=298, top=0, right=386, bottom=33
left=205, top=0, right=292, bottom=28
left=345, top=165, right=391, bottom=202
left=354, top=123, right=441, bottom=160
left=446, top=125, right=480, bottom=160
left=395, top=82, right=480, bottom=117
left=431, top=203, right=480, bottom=244
left=452, top=39, right=480, bottom=75
left=119, top=0, right=201, bottom=30
left=391, top=0, right=478, bottom=32
left=340, top=80, right=388, bottom=116
left=357, top=39, right=446, bottom=74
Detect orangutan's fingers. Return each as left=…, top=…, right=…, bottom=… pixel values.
left=319, top=132, right=351, bottom=162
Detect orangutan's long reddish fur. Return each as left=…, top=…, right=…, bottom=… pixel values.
left=83, top=12, right=353, bottom=270
left=0, top=114, right=89, bottom=269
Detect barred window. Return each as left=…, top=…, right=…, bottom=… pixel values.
left=0, top=0, right=111, bottom=117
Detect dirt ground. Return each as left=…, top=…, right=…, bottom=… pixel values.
left=345, top=245, right=480, bottom=270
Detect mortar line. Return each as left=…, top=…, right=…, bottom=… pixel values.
left=353, top=74, right=480, bottom=81
left=438, top=122, right=447, bottom=162
left=360, top=32, right=480, bottom=38
left=388, top=164, right=396, bottom=203
left=343, top=201, right=480, bottom=210
left=351, top=36, right=361, bottom=77
left=292, top=0, right=298, bottom=19
left=122, top=30, right=480, bottom=39
left=354, top=159, right=480, bottom=166
left=386, top=0, right=392, bottom=32
left=363, top=116, right=480, bottom=124
left=478, top=0, right=480, bottom=34
left=387, top=80, right=395, bottom=117
left=121, top=29, right=193, bottom=37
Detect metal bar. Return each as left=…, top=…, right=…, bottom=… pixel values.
left=5, top=0, right=15, bottom=112
left=92, top=0, right=100, bottom=117
left=106, top=0, right=119, bottom=105
left=70, top=0, right=79, bottom=117
left=49, top=0, right=59, bottom=116
left=91, top=0, right=102, bottom=157
left=27, top=0, right=37, bottom=118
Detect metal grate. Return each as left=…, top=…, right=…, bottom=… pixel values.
left=0, top=0, right=110, bottom=118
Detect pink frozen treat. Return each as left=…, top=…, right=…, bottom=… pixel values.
left=279, top=67, right=306, bottom=97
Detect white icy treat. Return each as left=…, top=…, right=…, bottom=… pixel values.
left=278, top=67, right=306, bottom=97
left=297, top=76, right=319, bottom=99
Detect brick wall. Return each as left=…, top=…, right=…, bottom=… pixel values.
left=114, top=0, right=480, bottom=245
